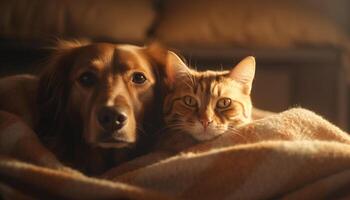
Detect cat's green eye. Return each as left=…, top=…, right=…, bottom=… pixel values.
left=183, top=95, right=197, bottom=107
left=216, top=98, right=232, bottom=109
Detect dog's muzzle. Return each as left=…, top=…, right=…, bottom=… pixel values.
left=97, top=106, right=133, bottom=148
left=98, top=106, right=128, bottom=131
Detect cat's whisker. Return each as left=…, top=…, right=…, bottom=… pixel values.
left=168, top=125, right=186, bottom=131
left=227, top=127, right=249, bottom=142
left=158, top=122, right=187, bottom=133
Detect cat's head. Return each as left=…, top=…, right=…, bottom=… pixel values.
left=162, top=52, right=255, bottom=141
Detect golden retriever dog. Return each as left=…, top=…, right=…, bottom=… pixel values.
left=0, top=41, right=166, bottom=175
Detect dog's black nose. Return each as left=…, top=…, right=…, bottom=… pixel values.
left=98, top=106, right=128, bottom=131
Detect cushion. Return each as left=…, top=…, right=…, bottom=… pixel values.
left=0, top=0, right=155, bottom=42
left=154, top=0, right=349, bottom=48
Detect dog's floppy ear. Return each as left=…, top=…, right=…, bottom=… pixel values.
left=145, top=42, right=170, bottom=89
left=37, top=40, right=87, bottom=137
left=145, top=42, right=168, bottom=65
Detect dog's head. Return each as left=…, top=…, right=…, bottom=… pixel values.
left=37, top=41, right=165, bottom=149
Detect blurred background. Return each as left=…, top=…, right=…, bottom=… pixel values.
left=0, top=0, right=349, bottom=130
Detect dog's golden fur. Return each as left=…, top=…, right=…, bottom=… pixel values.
left=0, top=41, right=166, bottom=174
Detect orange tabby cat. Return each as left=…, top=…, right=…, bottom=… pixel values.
left=156, top=52, right=256, bottom=151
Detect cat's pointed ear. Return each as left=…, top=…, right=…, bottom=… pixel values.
left=145, top=42, right=190, bottom=89
left=229, top=56, right=256, bottom=94
left=165, top=51, right=190, bottom=86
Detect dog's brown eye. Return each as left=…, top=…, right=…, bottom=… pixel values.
left=216, top=98, right=232, bottom=109
left=183, top=95, right=197, bottom=107
left=132, top=72, right=147, bottom=84
left=79, top=71, right=97, bottom=87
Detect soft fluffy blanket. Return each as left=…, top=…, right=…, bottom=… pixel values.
left=1, top=108, right=350, bottom=199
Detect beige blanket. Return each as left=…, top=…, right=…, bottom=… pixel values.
left=1, top=108, right=350, bottom=199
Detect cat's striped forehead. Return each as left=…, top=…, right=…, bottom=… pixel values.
left=181, top=69, right=239, bottom=95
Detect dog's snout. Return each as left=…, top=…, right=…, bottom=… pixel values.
left=98, top=106, right=128, bottom=131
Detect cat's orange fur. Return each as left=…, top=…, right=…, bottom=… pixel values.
left=160, top=53, right=255, bottom=143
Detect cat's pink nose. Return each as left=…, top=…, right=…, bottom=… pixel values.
left=200, top=119, right=213, bottom=130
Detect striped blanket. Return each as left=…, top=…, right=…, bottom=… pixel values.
left=1, top=108, right=350, bottom=199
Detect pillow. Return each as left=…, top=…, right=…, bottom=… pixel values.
left=154, top=0, right=349, bottom=48
left=0, top=0, right=155, bottom=42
